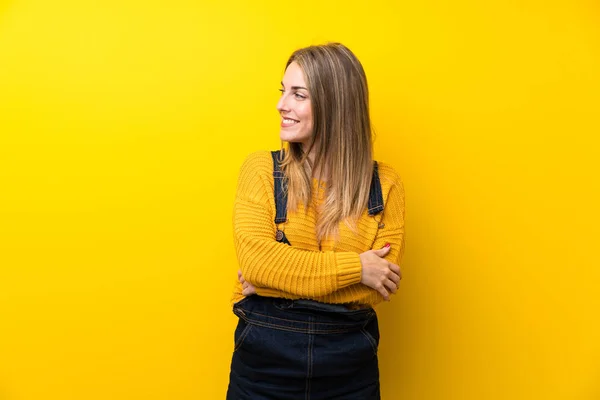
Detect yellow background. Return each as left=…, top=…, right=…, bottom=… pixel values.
left=1, top=0, right=599, bottom=399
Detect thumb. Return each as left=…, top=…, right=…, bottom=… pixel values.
left=372, top=243, right=391, bottom=257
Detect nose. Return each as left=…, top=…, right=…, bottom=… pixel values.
left=276, top=92, right=290, bottom=113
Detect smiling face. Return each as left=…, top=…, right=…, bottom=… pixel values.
left=277, top=62, right=314, bottom=148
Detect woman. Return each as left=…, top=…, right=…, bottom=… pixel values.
left=227, top=43, right=405, bottom=399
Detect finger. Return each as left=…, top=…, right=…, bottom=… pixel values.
left=237, top=270, right=242, bottom=278
left=239, top=275, right=246, bottom=284
left=377, top=286, right=390, bottom=301
left=372, top=245, right=391, bottom=257
left=384, top=278, right=398, bottom=294
left=388, top=271, right=400, bottom=285
left=389, top=263, right=401, bottom=277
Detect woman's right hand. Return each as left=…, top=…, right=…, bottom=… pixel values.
left=359, top=244, right=402, bottom=301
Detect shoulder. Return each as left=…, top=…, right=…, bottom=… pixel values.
left=238, top=150, right=276, bottom=182
left=236, top=150, right=276, bottom=199
left=240, top=150, right=274, bottom=172
left=375, top=161, right=403, bottom=190
left=375, top=161, right=405, bottom=211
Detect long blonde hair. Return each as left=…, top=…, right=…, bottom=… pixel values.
left=279, top=42, right=374, bottom=242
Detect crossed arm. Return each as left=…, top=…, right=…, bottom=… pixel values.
left=233, top=155, right=405, bottom=302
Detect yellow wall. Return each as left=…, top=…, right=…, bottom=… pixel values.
left=1, top=0, right=599, bottom=399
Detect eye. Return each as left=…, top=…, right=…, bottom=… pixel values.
left=294, top=92, right=307, bottom=100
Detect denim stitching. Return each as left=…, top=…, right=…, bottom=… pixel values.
left=360, top=328, right=378, bottom=356
left=305, top=316, right=314, bottom=400
left=241, top=310, right=374, bottom=327
left=273, top=302, right=374, bottom=316
left=361, top=316, right=378, bottom=356
left=234, top=315, right=364, bottom=335
left=233, top=324, right=253, bottom=352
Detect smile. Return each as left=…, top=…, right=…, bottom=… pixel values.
left=281, top=118, right=299, bottom=127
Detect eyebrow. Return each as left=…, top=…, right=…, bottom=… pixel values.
left=281, top=81, right=308, bottom=91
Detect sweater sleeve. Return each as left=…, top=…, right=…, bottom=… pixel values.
left=233, top=151, right=363, bottom=298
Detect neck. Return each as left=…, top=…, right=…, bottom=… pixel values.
left=300, top=142, right=328, bottom=181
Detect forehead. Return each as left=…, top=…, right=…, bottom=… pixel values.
left=282, top=62, right=307, bottom=86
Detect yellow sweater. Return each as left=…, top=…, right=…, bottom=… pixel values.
left=231, top=151, right=405, bottom=308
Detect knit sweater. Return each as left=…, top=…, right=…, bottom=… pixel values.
left=231, top=150, right=405, bottom=308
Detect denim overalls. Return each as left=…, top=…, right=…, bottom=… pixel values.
left=226, top=151, right=385, bottom=400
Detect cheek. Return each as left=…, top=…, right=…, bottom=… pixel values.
left=299, top=104, right=312, bottom=123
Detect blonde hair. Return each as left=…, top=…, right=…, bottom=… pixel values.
left=279, top=42, right=374, bottom=242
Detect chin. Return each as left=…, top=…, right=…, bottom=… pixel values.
left=280, top=133, right=297, bottom=143
left=280, top=132, right=309, bottom=144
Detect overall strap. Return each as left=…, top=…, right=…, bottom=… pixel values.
left=367, top=161, right=384, bottom=216
left=271, top=150, right=291, bottom=245
left=271, top=150, right=288, bottom=224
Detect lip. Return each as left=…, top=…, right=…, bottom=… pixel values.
left=281, top=117, right=300, bottom=128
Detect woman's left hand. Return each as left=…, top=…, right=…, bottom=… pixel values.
left=238, top=270, right=257, bottom=296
